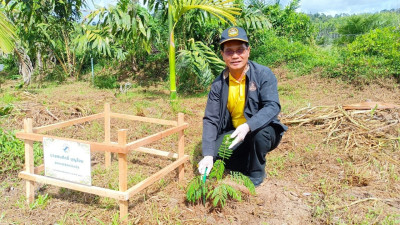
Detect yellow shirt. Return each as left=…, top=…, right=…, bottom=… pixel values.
left=227, top=73, right=247, bottom=128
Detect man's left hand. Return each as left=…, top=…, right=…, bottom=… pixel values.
left=229, top=123, right=250, bottom=149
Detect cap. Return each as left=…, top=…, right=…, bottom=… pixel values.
left=219, top=27, right=249, bottom=45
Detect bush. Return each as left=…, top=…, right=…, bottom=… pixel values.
left=326, top=27, right=400, bottom=81
left=251, top=30, right=332, bottom=75
left=93, top=73, right=118, bottom=89
left=45, top=65, right=67, bottom=83
left=0, top=55, right=19, bottom=78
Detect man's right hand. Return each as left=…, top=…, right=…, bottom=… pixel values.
left=198, top=156, right=213, bottom=176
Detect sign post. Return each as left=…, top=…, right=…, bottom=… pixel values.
left=43, top=138, right=91, bottom=185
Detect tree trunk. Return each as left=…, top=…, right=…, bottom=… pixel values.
left=132, top=55, right=138, bottom=72
left=14, top=46, right=33, bottom=85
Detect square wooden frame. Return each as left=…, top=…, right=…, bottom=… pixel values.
left=16, top=103, right=189, bottom=221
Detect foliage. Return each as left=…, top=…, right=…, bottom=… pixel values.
left=336, top=14, right=382, bottom=45
left=83, top=2, right=159, bottom=63
left=44, top=65, right=67, bottom=83
left=176, top=38, right=225, bottom=93
left=186, top=134, right=255, bottom=208
left=3, top=0, right=89, bottom=81
left=312, top=11, right=400, bottom=46
left=326, top=27, right=400, bottom=81
left=234, top=0, right=272, bottom=41
left=0, top=128, right=43, bottom=174
left=208, top=159, right=225, bottom=180
left=0, top=9, right=16, bottom=54
left=218, top=134, right=233, bottom=161
left=251, top=0, right=315, bottom=43
left=251, top=29, right=332, bottom=75
left=0, top=104, right=13, bottom=116
left=186, top=176, right=204, bottom=203
left=145, top=0, right=241, bottom=99
left=93, top=73, right=118, bottom=89
left=207, top=183, right=241, bottom=208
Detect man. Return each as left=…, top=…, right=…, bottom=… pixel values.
left=198, top=27, right=288, bottom=186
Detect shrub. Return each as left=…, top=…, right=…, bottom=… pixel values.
left=44, top=65, right=67, bottom=83
left=251, top=30, right=332, bottom=75
left=326, top=27, right=400, bottom=81
left=93, top=73, right=118, bottom=89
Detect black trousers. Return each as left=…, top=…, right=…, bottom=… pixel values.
left=214, top=125, right=281, bottom=182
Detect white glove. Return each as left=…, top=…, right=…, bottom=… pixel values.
left=198, top=156, right=213, bottom=176
left=229, top=123, right=250, bottom=149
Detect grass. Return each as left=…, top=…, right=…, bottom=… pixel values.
left=278, top=83, right=309, bottom=114
left=29, top=194, right=51, bottom=210
left=0, top=92, right=19, bottom=105
left=0, top=73, right=399, bottom=224
left=56, top=211, right=90, bottom=225
left=0, top=128, right=43, bottom=173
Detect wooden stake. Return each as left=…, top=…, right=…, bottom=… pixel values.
left=24, top=118, right=34, bottom=205
left=104, top=103, right=111, bottom=169
left=177, top=113, right=185, bottom=182
left=118, top=129, right=128, bottom=221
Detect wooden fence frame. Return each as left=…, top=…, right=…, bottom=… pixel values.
left=16, top=103, right=189, bottom=221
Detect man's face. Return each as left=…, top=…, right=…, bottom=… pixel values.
left=221, top=40, right=250, bottom=74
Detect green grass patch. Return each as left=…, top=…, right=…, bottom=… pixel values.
left=29, top=194, right=51, bottom=210
left=278, top=83, right=309, bottom=114
left=0, top=128, right=43, bottom=173
left=0, top=92, right=19, bottom=105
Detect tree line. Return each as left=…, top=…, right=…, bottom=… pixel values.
left=0, top=0, right=399, bottom=95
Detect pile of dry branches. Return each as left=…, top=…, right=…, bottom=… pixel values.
left=282, top=105, right=400, bottom=162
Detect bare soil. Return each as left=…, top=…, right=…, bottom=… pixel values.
left=1, top=71, right=399, bottom=224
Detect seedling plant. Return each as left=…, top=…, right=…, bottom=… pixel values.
left=186, top=135, right=255, bottom=208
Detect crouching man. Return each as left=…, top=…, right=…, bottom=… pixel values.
left=198, top=27, right=288, bottom=187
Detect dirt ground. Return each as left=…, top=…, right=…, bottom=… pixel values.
left=1, top=70, right=400, bottom=224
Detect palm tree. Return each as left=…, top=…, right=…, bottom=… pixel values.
left=147, top=0, right=241, bottom=99
left=83, top=2, right=159, bottom=72
left=0, top=10, right=16, bottom=54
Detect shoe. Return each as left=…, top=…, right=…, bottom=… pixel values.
left=248, top=172, right=266, bottom=187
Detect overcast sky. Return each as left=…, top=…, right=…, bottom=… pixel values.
left=277, top=0, right=399, bottom=15
left=89, top=0, right=400, bottom=16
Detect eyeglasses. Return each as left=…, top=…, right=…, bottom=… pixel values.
left=223, top=47, right=247, bottom=56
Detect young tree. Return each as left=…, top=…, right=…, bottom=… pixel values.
left=4, top=0, right=88, bottom=82
left=146, top=0, right=241, bottom=99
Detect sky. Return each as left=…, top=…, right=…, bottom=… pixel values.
left=88, top=0, right=400, bottom=16
left=276, top=0, right=399, bottom=15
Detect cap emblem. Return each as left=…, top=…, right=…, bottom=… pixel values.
left=228, top=27, right=239, bottom=37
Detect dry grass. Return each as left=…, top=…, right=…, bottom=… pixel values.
left=1, top=74, right=400, bottom=224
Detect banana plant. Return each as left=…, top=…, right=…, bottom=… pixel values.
left=146, top=0, right=241, bottom=99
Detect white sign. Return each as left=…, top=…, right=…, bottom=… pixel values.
left=43, top=137, right=92, bottom=185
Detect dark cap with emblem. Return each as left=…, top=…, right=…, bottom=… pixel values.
left=219, top=27, right=249, bottom=45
